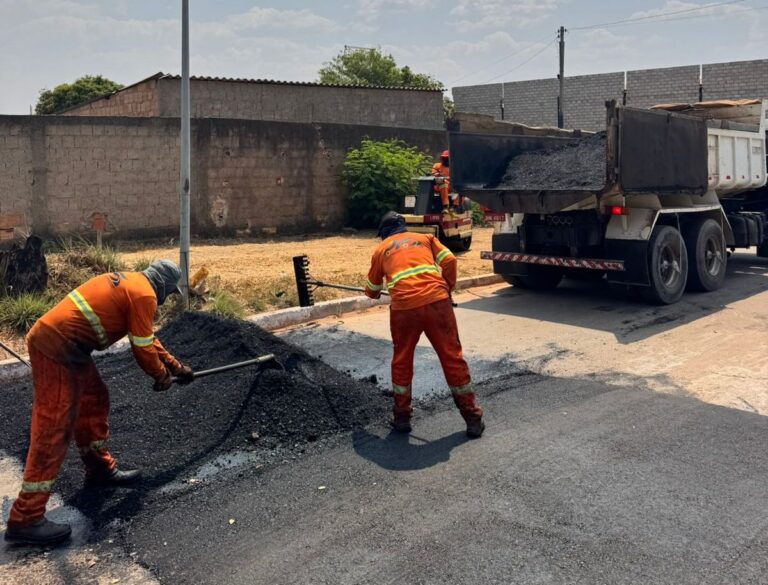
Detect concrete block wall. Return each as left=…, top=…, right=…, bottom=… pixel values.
left=158, top=79, right=445, bottom=131
left=0, top=116, right=446, bottom=239
left=454, top=59, right=768, bottom=131
left=62, top=79, right=160, bottom=117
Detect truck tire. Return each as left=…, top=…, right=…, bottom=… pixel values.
left=684, top=219, right=727, bottom=292
left=641, top=225, right=688, bottom=305
left=502, top=265, right=563, bottom=290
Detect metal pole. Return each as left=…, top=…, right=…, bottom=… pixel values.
left=557, top=26, right=566, bottom=128
left=179, top=0, right=191, bottom=306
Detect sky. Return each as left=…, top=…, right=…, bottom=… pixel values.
left=0, top=0, right=766, bottom=113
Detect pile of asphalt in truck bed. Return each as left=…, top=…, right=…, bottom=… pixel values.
left=0, top=312, right=387, bottom=523
left=495, top=131, right=607, bottom=191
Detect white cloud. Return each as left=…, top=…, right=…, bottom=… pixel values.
left=227, top=7, right=340, bottom=33
left=450, top=0, right=562, bottom=29
left=628, top=0, right=747, bottom=20
left=358, top=0, right=434, bottom=22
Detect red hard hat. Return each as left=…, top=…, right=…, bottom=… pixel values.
left=441, top=150, right=449, bottom=158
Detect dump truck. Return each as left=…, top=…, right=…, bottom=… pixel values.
left=449, top=99, right=768, bottom=303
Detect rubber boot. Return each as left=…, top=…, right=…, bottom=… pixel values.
left=5, top=518, right=72, bottom=546
left=390, top=414, right=413, bottom=433
left=85, top=468, right=142, bottom=488
left=465, top=416, right=485, bottom=439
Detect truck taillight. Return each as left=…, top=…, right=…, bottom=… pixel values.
left=604, top=206, right=629, bottom=216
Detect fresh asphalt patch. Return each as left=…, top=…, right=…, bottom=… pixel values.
left=119, top=372, right=768, bottom=585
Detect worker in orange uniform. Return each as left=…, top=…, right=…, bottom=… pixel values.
left=365, top=212, right=484, bottom=438
left=4, top=260, right=194, bottom=547
left=432, top=150, right=452, bottom=214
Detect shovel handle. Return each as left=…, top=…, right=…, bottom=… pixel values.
left=172, top=354, right=277, bottom=383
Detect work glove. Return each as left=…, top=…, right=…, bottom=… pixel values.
left=171, top=363, right=195, bottom=385
left=153, top=371, right=173, bottom=393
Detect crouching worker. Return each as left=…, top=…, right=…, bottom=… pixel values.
left=365, top=212, right=484, bottom=438
left=4, top=260, right=194, bottom=546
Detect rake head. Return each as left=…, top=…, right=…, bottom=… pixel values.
left=292, top=255, right=315, bottom=308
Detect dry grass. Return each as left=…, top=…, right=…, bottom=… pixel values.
left=0, top=228, right=495, bottom=361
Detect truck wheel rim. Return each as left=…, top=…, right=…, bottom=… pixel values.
left=659, top=244, right=682, bottom=288
left=704, top=236, right=724, bottom=277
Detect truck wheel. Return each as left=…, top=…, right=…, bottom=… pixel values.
left=684, top=218, right=726, bottom=292
left=641, top=225, right=688, bottom=304
left=445, top=236, right=472, bottom=252
left=502, top=266, right=563, bottom=290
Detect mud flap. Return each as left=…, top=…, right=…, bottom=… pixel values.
left=604, top=240, right=650, bottom=286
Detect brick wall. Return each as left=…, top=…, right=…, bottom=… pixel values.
left=61, top=76, right=444, bottom=131
left=0, top=116, right=445, bottom=239
left=62, top=79, right=160, bottom=117
left=454, top=58, right=768, bottom=131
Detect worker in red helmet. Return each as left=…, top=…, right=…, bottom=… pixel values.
left=4, top=260, right=194, bottom=547
left=431, top=150, right=452, bottom=214
left=365, top=211, right=484, bottom=438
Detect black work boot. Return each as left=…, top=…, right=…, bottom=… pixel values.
left=465, top=416, right=485, bottom=439
left=389, top=415, right=413, bottom=433
left=5, top=518, right=72, bottom=546
left=85, top=468, right=142, bottom=488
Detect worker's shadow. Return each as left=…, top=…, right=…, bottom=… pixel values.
left=352, top=428, right=466, bottom=471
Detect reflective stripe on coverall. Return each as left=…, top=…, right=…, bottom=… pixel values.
left=8, top=272, right=181, bottom=528
left=364, top=232, right=482, bottom=422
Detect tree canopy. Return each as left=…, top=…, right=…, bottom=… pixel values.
left=35, top=75, right=123, bottom=115
left=318, top=48, right=441, bottom=89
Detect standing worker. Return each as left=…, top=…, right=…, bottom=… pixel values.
left=432, top=150, right=452, bottom=214
left=365, top=212, right=484, bottom=438
left=4, top=260, right=194, bottom=546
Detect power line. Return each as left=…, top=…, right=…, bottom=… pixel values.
left=448, top=33, right=556, bottom=87
left=483, top=38, right=558, bottom=84
left=571, top=0, right=748, bottom=30
left=586, top=3, right=768, bottom=29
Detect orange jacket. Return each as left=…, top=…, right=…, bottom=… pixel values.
left=431, top=162, right=450, bottom=179
left=365, top=232, right=457, bottom=311
left=30, top=272, right=179, bottom=381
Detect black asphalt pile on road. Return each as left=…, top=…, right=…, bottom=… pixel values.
left=496, top=131, right=606, bottom=191
left=0, top=312, right=387, bottom=524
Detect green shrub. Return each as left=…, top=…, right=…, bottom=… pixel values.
left=342, top=139, right=432, bottom=229
left=131, top=256, right=155, bottom=272
left=470, top=200, right=488, bottom=227
left=58, top=238, right=125, bottom=274
left=0, top=294, right=53, bottom=333
left=206, top=291, right=244, bottom=320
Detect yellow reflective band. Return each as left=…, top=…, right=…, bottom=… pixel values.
left=392, top=384, right=411, bottom=395
left=435, top=249, right=453, bottom=264
left=450, top=382, right=474, bottom=395
left=387, top=264, right=441, bottom=289
left=68, top=290, right=109, bottom=349
left=78, top=439, right=108, bottom=455
left=21, top=479, right=54, bottom=493
left=366, top=279, right=383, bottom=292
left=129, top=333, right=154, bottom=348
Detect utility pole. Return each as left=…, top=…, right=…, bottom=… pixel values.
left=179, top=0, right=191, bottom=306
left=557, top=26, right=566, bottom=128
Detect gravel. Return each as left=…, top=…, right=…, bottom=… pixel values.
left=496, top=131, right=607, bottom=191
left=0, top=312, right=388, bottom=527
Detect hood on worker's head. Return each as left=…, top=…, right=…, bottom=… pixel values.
left=143, top=259, right=181, bottom=306
left=377, top=211, right=407, bottom=240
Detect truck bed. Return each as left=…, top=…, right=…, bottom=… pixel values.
left=450, top=102, right=709, bottom=214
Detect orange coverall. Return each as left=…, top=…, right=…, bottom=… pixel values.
left=9, top=272, right=181, bottom=528
left=431, top=162, right=451, bottom=208
left=364, top=232, right=482, bottom=422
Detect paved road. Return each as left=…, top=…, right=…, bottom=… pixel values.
left=127, top=372, right=768, bottom=584
left=4, top=250, right=768, bottom=584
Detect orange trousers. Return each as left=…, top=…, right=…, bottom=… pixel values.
left=435, top=182, right=451, bottom=207
left=9, top=343, right=116, bottom=527
left=390, top=298, right=482, bottom=421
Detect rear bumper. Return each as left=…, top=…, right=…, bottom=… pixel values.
left=481, top=251, right=625, bottom=272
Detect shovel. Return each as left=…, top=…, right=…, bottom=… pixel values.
left=171, top=354, right=283, bottom=384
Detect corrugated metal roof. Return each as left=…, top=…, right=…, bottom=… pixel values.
left=158, top=73, right=443, bottom=92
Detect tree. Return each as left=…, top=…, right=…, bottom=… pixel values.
left=342, top=139, right=433, bottom=228
left=35, top=75, right=123, bottom=115
left=443, top=96, right=455, bottom=122
left=319, top=48, right=441, bottom=89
